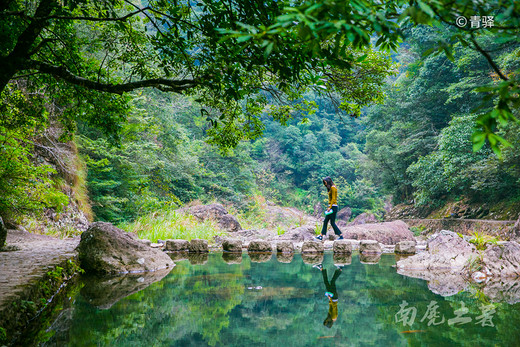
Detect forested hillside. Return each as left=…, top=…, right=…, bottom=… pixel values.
left=1, top=0, right=520, bottom=237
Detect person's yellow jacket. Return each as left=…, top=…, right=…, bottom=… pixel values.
left=328, top=186, right=338, bottom=209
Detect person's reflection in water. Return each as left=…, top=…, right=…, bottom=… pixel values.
left=313, top=264, right=342, bottom=328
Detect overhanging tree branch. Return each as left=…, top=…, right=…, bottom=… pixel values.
left=38, top=7, right=150, bottom=21
left=27, top=60, right=200, bottom=94
left=470, top=37, right=509, bottom=81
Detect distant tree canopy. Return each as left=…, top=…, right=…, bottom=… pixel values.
left=250, top=0, right=520, bottom=153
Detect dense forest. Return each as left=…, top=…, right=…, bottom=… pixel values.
left=1, top=0, right=520, bottom=234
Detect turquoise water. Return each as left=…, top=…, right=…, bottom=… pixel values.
left=27, top=252, right=520, bottom=346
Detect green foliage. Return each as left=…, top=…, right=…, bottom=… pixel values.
left=407, top=114, right=492, bottom=205
left=119, top=209, right=225, bottom=243
left=2, top=0, right=395, bottom=152
left=409, top=226, right=425, bottom=237
left=467, top=231, right=499, bottom=251
left=257, top=0, right=520, bottom=154
left=0, top=84, right=69, bottom=217
left=314, top=222, right=322, bottom=236
left=2, top=0, right=520, bottom=227
left=78, top=90, right=259, bottom=223
left=466, top=254, right=483, bottom=273
left=360, top=25, right=520, bottom=209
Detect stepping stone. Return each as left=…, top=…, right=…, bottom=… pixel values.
left=395, top=241, right=416, bottom=254
left=165, top=239, right=189, bottom=251
left=333, top=240, right=352, bottom=254
left=188, top=239, right=208, bottom=253
left=301, top=241, right=324, bottom=253
left=222, top=239, right=242, bottom=253
left=248, top=240, right=272, bottom=252
left=359, top=240, right=382, bottom=254
left=276, top=241, right=294, bottom=253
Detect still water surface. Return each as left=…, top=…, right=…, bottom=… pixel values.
left=28, top=252, right=520, bottom=346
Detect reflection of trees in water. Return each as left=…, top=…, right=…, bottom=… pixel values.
left=41, top=253, right=520, bottom=346
left=56, top=256, right=248, bottom=346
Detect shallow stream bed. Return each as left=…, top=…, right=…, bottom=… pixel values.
left=20, top=252, right=520, bottom=346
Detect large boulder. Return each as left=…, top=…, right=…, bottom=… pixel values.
left=336, top=207, right=352, bottom=222
left=277, top=226, right=316, bottom=242
left=474, top=241, right=520, bottom=278
left=348, top=212, right=377, bottom=226
left=77, top=222, right=174, bottom=274
left=397, top=231, right=520, bottom=297
left=189, top=203, right=228, bottom=220
left=188, top=204, right=242, bottom=232
left=219, top=214, right=242, bottom=232
left=395, top=231, right=477, bottom=297
left=0, top=216, right=6, bottom=248
left=342, top=220, right=414, bottom=245
left=313, top=203, right=324, bottom=218
left=397, top=231, right=476, bottom=272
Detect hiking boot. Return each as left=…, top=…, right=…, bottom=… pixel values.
left=315, top=235, right=323, bottom=241
left=337, top=235, right=344, bottom=240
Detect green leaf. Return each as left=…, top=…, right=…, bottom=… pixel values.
left=471, top=131, right=486, bottom=152
left=264, top=42, right=274, bottom=57
left=417, top=1, right=435, bottom=17
left=356, top=54, right=367, bottom=62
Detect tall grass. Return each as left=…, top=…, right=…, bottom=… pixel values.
left=119, top=209, right=226, bottom=243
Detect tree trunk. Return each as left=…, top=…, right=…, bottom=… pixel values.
left=0, top=0, right=56, bottom=92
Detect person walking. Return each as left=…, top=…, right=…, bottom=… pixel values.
left=315, top=176, right=344, bottom=241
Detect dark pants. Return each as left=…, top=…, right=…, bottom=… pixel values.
left=322, top=268, right=341, bottom=300
left=321, top=206, right=342, bottom=236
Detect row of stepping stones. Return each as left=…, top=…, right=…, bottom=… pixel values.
left=168, top=251, right=388, bottom=265
left=163, top=239, right=416, bottom=255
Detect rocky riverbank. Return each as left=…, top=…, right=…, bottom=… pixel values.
left=0, top=228, right=81, bottom=345
left=2, top=202, right=520, bottom=344
left=396, top=230, right=520, bottom=302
